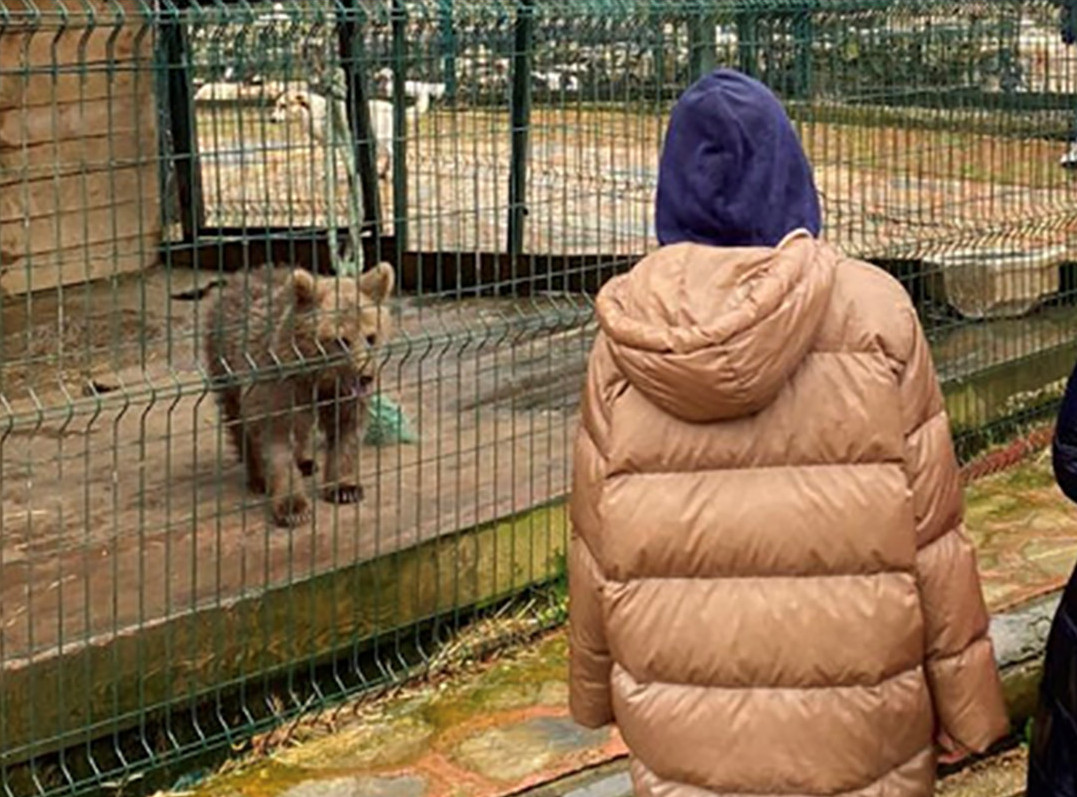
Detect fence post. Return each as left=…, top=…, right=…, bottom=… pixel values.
left=391, top=0, right=408, bottom=257
left=689, top=5, right=718, bottom=81
left=736, top=10, right=759, bottom=78
left=338, top=0, right=383, bottom=240
left=792, top=2, right=814, bottom=99
left=507, top=0, right=534, bottom=259
left=438, top=0, right=457, bottom=102
left=161, top=5, right=204, bottom=240
left=649, top=0, right=666, bottom=100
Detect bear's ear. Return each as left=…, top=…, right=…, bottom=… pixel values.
left=358, top=261, right=395, bottom=304
left=290, top=268, right=318, bottom=308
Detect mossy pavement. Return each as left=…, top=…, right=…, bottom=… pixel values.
left=159, top=453, right=1075, bottom=797
left=966, top=450, right=1077, bottom=613
left=159, top=632, right=626, bottom=797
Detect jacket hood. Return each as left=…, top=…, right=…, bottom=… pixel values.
left=595, top=231, right=836, bottom=422
left=655, top=68, right=822, bottom=248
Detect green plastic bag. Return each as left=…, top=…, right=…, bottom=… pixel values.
left=364, top=394, right=417, bottom=446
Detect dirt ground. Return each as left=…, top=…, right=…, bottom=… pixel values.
left=4, top=260, right=1076, bottom=664
left=0, top=268, right=592, bottom=661
left=192, top=102, right=1077, bottom=261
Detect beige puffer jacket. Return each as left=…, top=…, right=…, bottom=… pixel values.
left=568, top=231, right=1009, bottom=797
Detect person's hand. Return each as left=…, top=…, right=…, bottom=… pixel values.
left=936, top=729, right=972, bottom=765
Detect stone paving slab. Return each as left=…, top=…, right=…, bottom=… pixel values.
left=966, top=451, right=1077, bottom=613
left=163, top=453, right=1072, bottom=797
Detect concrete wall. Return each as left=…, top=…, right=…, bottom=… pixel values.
left=0, top=0, right=161, bottom=296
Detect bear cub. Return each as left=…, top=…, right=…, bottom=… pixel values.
left=204, top=262, right=395, bottom=527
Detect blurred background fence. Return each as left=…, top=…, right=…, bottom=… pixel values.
left=1, top=0, right=1076, bottom=794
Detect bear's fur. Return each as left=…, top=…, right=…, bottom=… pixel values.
left=204, top=262, right=395, bottom=527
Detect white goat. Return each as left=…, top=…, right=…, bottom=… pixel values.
left=193, top=81, right=245, bottom=104
left=372, top=67, right=447, bottom=101
left=269, top=86, right=432, bottom=179
left=195, top=79, right=300, bottom=106
left=532, top=69, right=581, bottom=93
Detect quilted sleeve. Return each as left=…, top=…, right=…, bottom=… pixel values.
left=898, top=306, right=1009, bottom=753
left=568, top=335, right=616, bottom=729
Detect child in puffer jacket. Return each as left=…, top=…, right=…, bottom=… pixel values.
left=567, top=67, right=1010, bottom=797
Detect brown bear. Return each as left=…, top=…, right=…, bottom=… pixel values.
left=204, top=262, right=395, bottom=527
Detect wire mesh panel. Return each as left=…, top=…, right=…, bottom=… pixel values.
left=0, top=0, right=1076, bottom=794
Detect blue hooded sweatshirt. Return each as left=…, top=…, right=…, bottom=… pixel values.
left=655, top=68, right=823, bottom=249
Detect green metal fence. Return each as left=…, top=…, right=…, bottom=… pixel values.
left=1, top=0, right=1076, bottom=793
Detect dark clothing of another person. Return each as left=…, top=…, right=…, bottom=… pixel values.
left=1028, top=361, right=1077, bottom=797
left=1058, top=0, right=1077, bottom=45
